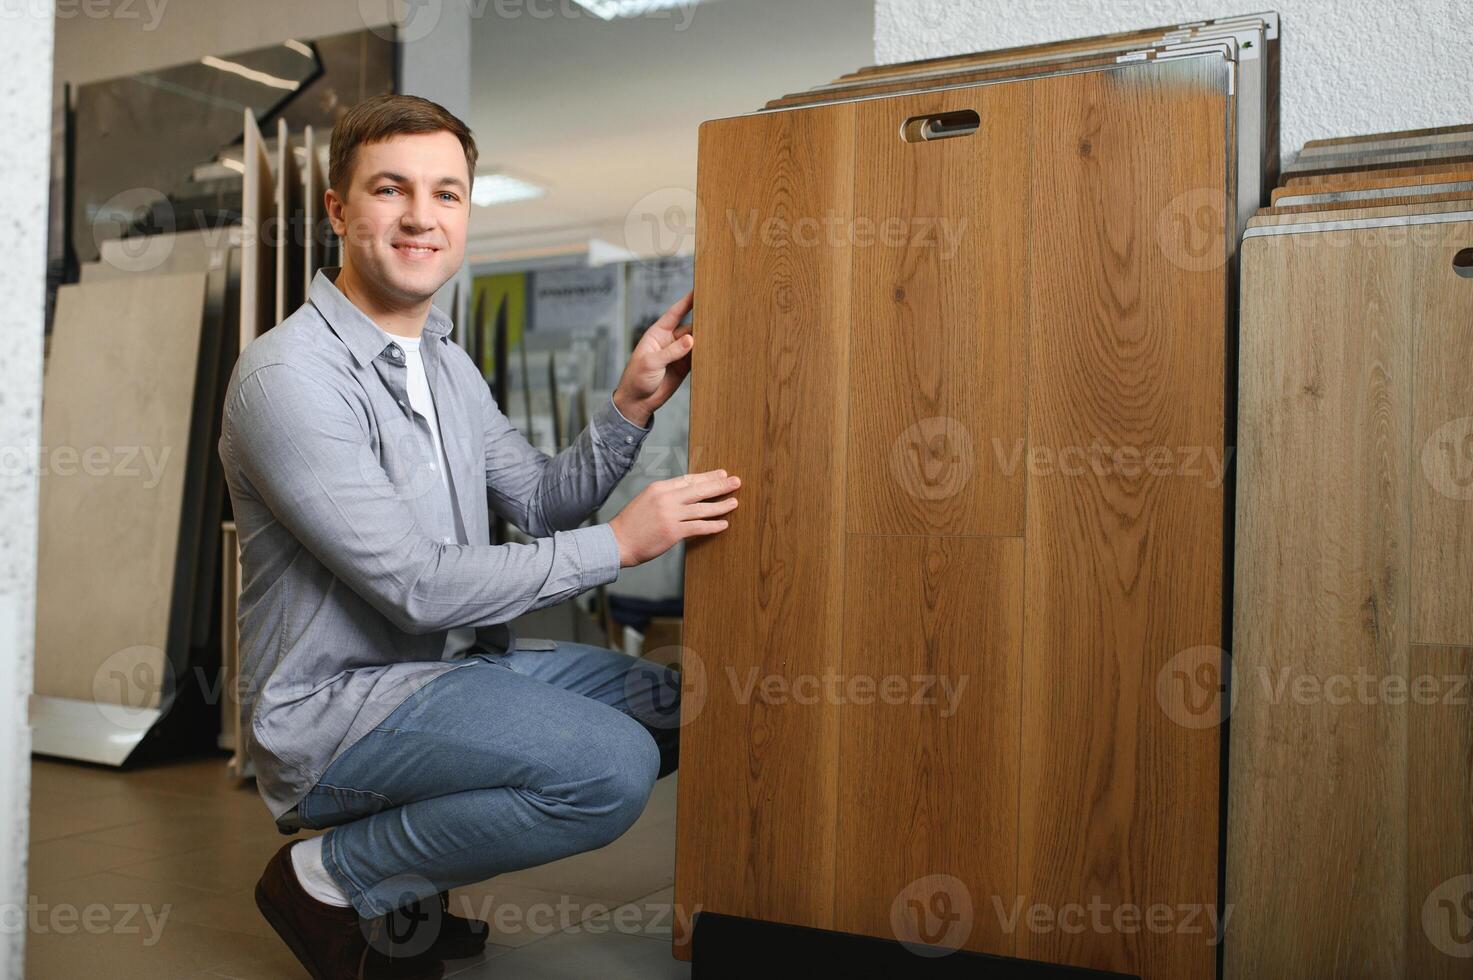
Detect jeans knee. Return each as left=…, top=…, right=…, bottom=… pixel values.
left=586, top=718, right=659, bottom=845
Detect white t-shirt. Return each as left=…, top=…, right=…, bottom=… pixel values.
left=381, top=328, right=477, bottom=659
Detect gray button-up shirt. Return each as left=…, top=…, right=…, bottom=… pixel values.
left=219, top=268, right=650, bottom=820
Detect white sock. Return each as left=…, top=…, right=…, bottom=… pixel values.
left=290, top=836, right=352, bottom=908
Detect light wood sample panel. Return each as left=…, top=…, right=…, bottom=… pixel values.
left=241, top=110, right=276, bottom=352
left=35, top=273, right=210, bottom=706
left=679, top=52, right=1232, bottom=980
left=1228, top=213, right=1473, bottom=975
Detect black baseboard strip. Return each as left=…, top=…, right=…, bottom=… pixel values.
left=691, top=912, right=1141, bottom=979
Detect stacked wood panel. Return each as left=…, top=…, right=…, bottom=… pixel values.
left=676, top=14, right=1278, bottom=979
left=1227, top=125, right=1473, bottom=978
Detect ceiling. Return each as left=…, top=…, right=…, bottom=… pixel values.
left=465, top=0, right=874, bottom=265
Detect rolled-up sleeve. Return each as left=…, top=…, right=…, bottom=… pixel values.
left=481, top=383, right=652, bottom=538
left=223, top=362, right=620, bottom=635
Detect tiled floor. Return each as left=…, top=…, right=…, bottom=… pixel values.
left=24, top=754, right=691, bottom=978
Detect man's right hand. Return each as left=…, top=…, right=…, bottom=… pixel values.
left=608, top=469, right=741, bottom=567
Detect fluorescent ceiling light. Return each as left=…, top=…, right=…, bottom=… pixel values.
left=572, top=0, right=700, bottom=20
left=472, top=173, right=547, bottom=207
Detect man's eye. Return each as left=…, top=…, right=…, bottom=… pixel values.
left=438, top=193, right=459, bottom=203
left=376, top=187, right=400, bottom=196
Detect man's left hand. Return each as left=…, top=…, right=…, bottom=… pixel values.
left=612, top=291, right=694, bottom=428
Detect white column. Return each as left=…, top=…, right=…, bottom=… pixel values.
left=0, top=2, right=54, bottom=976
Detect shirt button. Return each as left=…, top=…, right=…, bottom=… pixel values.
left=625, top=436, right=633, bottom=444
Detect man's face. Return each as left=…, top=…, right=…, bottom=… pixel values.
left=326, top=131, right=470, bottom=305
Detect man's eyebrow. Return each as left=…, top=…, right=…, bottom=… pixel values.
left=363, top=171, right=467, bottom=192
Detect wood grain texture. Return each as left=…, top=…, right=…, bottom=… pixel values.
left=1261, top=191, right=1473, bottom=216
left=845, top=85, right=1030, bottom=536
left=1298, top=130, right=1473, bottom=160
left=1303, top=122, right=1473, bottom=150
left=1284, top=155, right=1473, bottom=182
left=1270, top=171, right=1473, bottom=205
left=1283, top=162, right=1473, bottom=189
left=1227, top=223, right=1416, bottom=977
left=1410, top=219, right=1473, bottom=646
left=240, top=110, right=275, bottom=352
left=1018, top=57, right=1228, bottom=980
left=674, top=100, right=857, bottom=957
left=836, top=536, right=1025, bottom=955
left=1247, top=198, right=1473, bottom=230
left=1407, top=645, right=1473, bottom=977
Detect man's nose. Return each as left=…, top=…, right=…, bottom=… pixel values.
left=400, top=193, right=436, bottom=233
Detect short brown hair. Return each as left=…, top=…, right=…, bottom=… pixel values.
left=328, top=94, right=478, bottom=195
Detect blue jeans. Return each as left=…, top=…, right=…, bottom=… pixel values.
left=296, top=642, right=681, bottom=918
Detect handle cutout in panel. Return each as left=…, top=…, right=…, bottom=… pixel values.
left=1455, top=247, right=1473, bottom=279
left=902, top=110, right=981, bottom=144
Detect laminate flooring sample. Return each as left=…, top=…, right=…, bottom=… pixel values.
left=678, top=51, right=1233, bottom=980
left=34, top=273, right=210, bottom=710
left=275, top=118, right=304, bottom=324
left=241, top=110, right=275, bottom=352
left=1227, top=209, right=1473, bottom=976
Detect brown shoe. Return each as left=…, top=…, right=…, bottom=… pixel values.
left=254, top=841, right=445, bottom=980
left=392, top=891, right=490, bottom=960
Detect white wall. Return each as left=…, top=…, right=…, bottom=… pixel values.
left=875, top=0, right=1473, bottom=161
left=0, top=3, right=53, bottom=976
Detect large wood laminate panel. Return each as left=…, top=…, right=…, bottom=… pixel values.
left=835, top=536, right=1025, bottom=954
left=1408, top=645, right=1473, bottom=976
left=674, top=100, right=857, bottom=957
left=1228, top=222, right=1419, bottom=977
left=34, top=273, right=210, bottom=705
left=1410, top=221, right=1473, bottom=646
left=1019, top=58, right=1228, bottom=980
left=846, top=85, right=1030, bottom=536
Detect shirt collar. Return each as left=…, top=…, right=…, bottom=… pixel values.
left=309, top=267, right=454, bottom=369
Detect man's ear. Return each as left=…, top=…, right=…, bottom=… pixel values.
left=325, top=186, right=347, bottom=239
